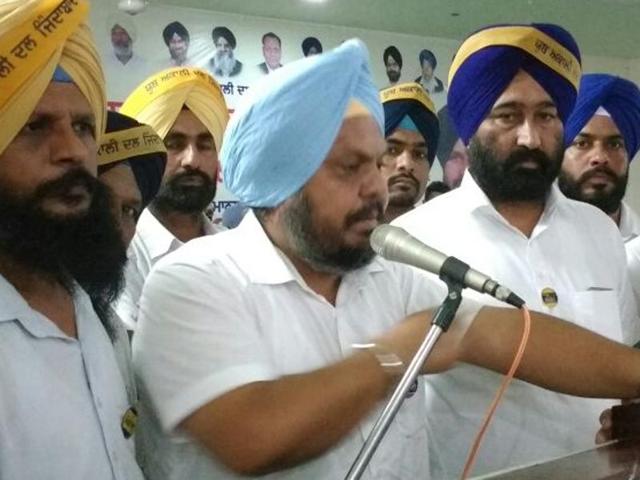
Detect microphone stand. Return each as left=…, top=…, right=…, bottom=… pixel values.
left=345, top=277, right=464, bottom=480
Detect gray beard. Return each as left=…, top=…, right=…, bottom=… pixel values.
left=213, top=51, right=236, bottom=76
left=113, top=45, right=132, bottom=61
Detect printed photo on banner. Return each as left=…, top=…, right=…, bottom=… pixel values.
left=209, top=26, right=242, bottom=78
left=257, top=32, right=282, bottom=74
left=383, top=45, right=402, bottom=87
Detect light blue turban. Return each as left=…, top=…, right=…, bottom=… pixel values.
left=221, top=39, right=384, bottom=207
left=564, top=73, right=640, bottom=160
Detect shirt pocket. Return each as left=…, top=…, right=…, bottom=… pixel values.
left=571, top=290, right=622, bottom=342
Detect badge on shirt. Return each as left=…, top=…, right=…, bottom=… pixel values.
left=405, top=379, right=419, bottom=399
left=541, top=287, right=558, bottom=308
left=121, top=406, right=138, bottom=439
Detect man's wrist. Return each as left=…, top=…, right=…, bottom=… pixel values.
left=352, top=342, right=405, bottom=377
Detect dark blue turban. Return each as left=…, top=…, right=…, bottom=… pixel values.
left=98, top=111, right=167, bottom=208
left=380, top=82, right=439, bottom=165
left=564, top=73, right=640, bottom=159
left=448, top=23, right=582, bottom=145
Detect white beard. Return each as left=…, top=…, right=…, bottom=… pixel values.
left=212, top=51, right=236, bottom=77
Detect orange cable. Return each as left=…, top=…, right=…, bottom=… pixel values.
left=459, top=306, right=532, bottom=480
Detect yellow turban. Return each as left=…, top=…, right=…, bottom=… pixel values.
left=120, top=67, right=229, bottom=152
left=0, top=0, right=106, bottom=156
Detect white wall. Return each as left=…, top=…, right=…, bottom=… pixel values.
left=89, top=3, right=640, bottom=212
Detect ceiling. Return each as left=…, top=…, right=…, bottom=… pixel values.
left=155, top=0, right=640, bottom=58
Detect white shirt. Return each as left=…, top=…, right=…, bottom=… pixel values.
left=115, top=207, right=224, bottom=330
left=0, top=275, right=144, bottom=480
left=393, top=172, right=639, bottom=478
left=625, top=236, right=640, bottom=321
left=132, top=211, right=480, bottom=480
left=620, top=201, right=640, bottom=243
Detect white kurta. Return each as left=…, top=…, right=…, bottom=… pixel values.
left=132, top=211, right=479, bottom=480
left=115, top=207, right=224, bottom=330
left=620, top=201, right=640, bottom=243
left=393, top=172, right=639, bottom=478
left=0, top=276, right=144, bottom=480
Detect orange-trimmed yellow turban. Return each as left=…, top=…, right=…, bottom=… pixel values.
left=120, top=67, right=229, bottom=152
left=0, top=0, right=106, bottom=155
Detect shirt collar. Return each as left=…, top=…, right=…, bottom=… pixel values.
left=0, top=274, right=87, bottom=340
left=460, top=170, right=563, bottom=229
left=231, top=210, right=385, bottom=288
left=0, top=274, right=32, bottom=324
left=136, top=208, right=220, bottom=260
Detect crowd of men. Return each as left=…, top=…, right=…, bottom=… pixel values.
left=2, top=2, right=640, bottom=479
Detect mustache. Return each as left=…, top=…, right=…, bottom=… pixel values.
left=503, top=148, right=551, bottom=171
left=34, top=168, right=98, bottom=202
left=578, top=165, right=619, bottom=184
left=169, top=169, right=212, bottom=185
left=388, top=172, right=419, bottom=188
left=344, top=200, right=385, bottom=228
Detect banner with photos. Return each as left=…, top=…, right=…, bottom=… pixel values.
left=89, top=2, right=454, bottom=218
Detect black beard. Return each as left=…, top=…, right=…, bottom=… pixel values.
left=558, top=167, right=628, bottom=215
left=387, top=173, right=420, bottom=208
left=387, top=70, right=401, bottom=83
left=468, top=137, right=564, bottom=203
left=282, top=191, right=382, bottom=275
left=0, top=168, right=128, bottom=340
left=152, top=170, right=216, bottom=214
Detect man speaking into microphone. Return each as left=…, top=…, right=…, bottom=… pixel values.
left=132, top=39, right=640, bottom=480
left=394, top=23, right=639, bottom=477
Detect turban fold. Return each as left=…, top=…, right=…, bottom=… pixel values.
left=108, top=13, right=137, bottom=43
left=436, top=105, right=459, bottom=168
left=383, top=45, right=402, bottom=68
left=221, top=38, right=384, bottom=208
left=98, top=111, right=167, bottom=208
left=380, top=82, right=439, bottom=165
left=120, top=67, right=229, bottom=152
left=448, top=23, right=581, bottom=144
left=301, top=36, right=322, bottom=56
left=211, top=26, right=236, bottom=49
left=0, top=0, right=106, bottom=155
left=564, top=73, right=640, bottom=159
left=162, top=21, right=189, bottom=45
left=419, top=49, right=437, bottom=69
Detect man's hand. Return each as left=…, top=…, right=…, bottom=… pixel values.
left=596, top=402, right=640, bottom=444
left=596, top=407, right=614, bottom=444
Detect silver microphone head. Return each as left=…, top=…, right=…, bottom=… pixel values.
left=369, top=224, right=400, bottom=256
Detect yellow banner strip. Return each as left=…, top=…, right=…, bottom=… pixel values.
left=0, top=0, right=87, bottom=111
left=380, top=82, right=436, bottom=116
left=97, top=125, right=166, bottom=166
left=448, top=25, right=581, bottom=90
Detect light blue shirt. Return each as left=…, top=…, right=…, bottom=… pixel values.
left=0, top=275, right=144, bottom=480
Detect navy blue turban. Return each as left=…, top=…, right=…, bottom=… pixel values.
left=98, top=111, right=167, bottom=208
left=448, top=23, right=582, bottom=144
left=380, top=82, right=439, bottom=165
left=419, top=49, right=437, bottom=69
left=564, top=73, right=640, bottom=160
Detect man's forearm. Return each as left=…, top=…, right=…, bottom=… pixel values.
left=459, top=307, right=640, bottom=399
left=180, top=350, right=394, bottom=475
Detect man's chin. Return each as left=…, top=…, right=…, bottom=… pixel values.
left=387, top=193, right=417, bottom=209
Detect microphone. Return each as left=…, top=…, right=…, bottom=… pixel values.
left=370, top=224, right=525, bottom=309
